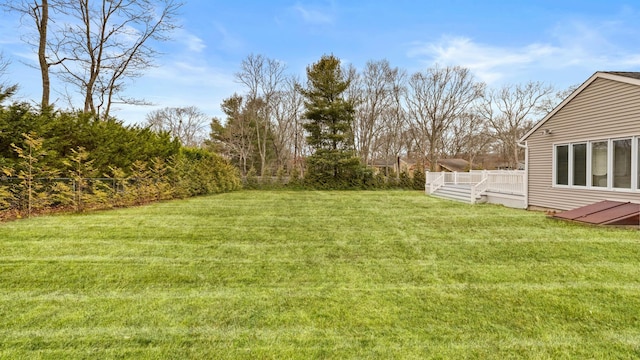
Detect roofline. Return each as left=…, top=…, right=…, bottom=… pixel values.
left=519, top=71, right=640, bottom=142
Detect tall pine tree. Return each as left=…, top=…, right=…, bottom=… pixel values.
left=300, top=55, right=361, bottom=188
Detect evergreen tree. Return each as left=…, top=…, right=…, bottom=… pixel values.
left=299, top=55, right=361, bottom=188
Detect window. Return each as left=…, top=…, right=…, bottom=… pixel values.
left=592, top=141, right=608, bottom=188
left=554, top=137, right=640, bottom=191
left=613, top=139, right=631, bottom=189
left=556, top=145, right=569, bottom=185
left=572, top=143, right=587, bottom=186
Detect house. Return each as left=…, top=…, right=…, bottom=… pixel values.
left=371, top=157, right=416, bottom=176
left=519, top=71, right=640, bottom=211
left=436, top=158, right=471, bottom=172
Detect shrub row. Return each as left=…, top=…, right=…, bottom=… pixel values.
left=0, top=135, right=240, bottom=220
left=242, top=166, right=426, bottom=191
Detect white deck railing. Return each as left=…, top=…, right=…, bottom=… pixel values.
left=426, top=170, right=526, bottom=199
left=485, top=171, right=526, bottom=195
left=429, top=172, right=445, bottom=194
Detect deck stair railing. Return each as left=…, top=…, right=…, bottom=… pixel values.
left=428, top=172, right=445, bottom=194
left=470, top=176, right=489, bottom=202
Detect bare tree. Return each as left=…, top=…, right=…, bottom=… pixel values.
left=235, top=54, right=287, bottom=176
left=405, top=65, right=484, bottom=171
left=352, top=59, right=401, bottom=166
left=145, top=106, right=208, bottom=147
left=477, top=81, right=554, bottom=168
left=370, top=66, right=408, bottom=176
left=0, top=0, right=62, bottom=108
left=442, top=112, right=492, bottom=168
left=34, top=0, right=50, bottom=108
left=48, top=0, right=182, bottom=118
left=537, top=83, right=579, bottom=114
left=271, top=76, right=304, bottom=172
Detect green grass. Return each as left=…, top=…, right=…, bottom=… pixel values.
left=1, top=190, right=639, bottom=359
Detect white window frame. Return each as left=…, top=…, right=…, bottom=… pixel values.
left=553, top=144, right=570, bottom=187
left=635, top=138, right=640, bottom=190
left=552, top=136, right=640, bottom=193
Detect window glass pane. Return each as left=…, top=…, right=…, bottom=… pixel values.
left=556, top=145, right=568, bottom=185
left=592, top=141, right=608, bottom=187
left=572, top=143, right=587, bottom=186
left=613, top=139, right=631, bottom=189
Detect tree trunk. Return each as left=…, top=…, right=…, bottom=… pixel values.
left=37, top=0, right=49, bottom=109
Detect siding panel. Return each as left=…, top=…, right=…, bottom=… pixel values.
left=528, top=78, right=640, bottom=210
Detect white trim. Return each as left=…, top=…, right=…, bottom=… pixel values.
left=635, top=138, right=640, bottom=190
left=607, top=139, right=614, bottom=189
left=523, top=141, right=529, bottom=208
left=568, top=143, right=574, bottom=186
left=586, top=141, right=593, bottom=187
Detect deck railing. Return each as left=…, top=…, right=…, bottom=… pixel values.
left=470, top=177, right=489, bottom=201
left=485, top=171, right=526, bottom=195
left=426, top=170, right=525, bottom=197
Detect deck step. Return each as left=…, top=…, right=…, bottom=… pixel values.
left=432, top=185, right=473, bottom=203
left=431, top=184, right=487, bottom=204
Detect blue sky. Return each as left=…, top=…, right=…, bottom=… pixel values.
left=1, top=0, right=639, bottom=124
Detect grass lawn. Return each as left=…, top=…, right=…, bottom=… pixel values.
left=1, top=190, right=639, bottom=359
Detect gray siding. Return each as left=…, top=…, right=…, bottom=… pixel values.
left=527, top=78, right=640, bottom=210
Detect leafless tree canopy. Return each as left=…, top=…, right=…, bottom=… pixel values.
left=405, top=65, right=484, bottom=170
left=350, top=60, right=406, bottom=166
left=477, top=81, right=554, bottom=168
left=271, top=76, right=305, bottom=172
left=441, top=112, right=492, bottom=169
left=145, top=106, right=208, bottom=147
left=3, top=0, right=183, bottom=117
left=234, top=54, right=287, bottom=176
left=0, top=0, right=59, bottom=108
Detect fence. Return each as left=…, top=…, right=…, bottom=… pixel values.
left=0, top=176, right=173, bottom=217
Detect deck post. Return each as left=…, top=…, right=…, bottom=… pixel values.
left=425, top=171, right=429, bottom=194
left=470, top=183, right=476, bottom=204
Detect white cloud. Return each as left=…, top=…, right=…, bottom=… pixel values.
left=174, top=29, right=206, bottom=53
left=110, top=56, right=240, bottom=124
left=147, top=60, right=235, bottom=87
left=407, top=17, right=640, bottom=86
left=620, top=54, right=640, bottom=66
left=292, top=2, right=335, bottom=24
left=408, top=36, right=564, bottom=84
